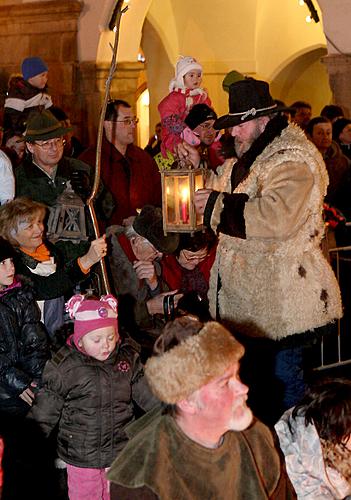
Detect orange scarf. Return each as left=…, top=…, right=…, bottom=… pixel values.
left=20, top=243, right=51, bottom=262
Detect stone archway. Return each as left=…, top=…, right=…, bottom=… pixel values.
left=270, top=46, right=331, bottom=115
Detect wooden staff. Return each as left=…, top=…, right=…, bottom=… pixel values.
left=86, top=2, right=129, bottom=294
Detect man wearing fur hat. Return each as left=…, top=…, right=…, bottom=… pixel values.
left=179, top=78, right=342, bottom=420
left=108, top=317, right=295, bottom=499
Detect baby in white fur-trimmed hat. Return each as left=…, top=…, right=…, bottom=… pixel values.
left=158, top=55, right=213, bottom=160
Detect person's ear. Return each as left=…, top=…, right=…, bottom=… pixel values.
left=177, top=393, right=200, bottom=415
left=26, top=142, right=35, bottom=154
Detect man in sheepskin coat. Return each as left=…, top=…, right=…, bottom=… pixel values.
left=178, top=78, right=342, bottom=422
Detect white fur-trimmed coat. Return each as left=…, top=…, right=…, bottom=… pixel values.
left=207, top=124, right=342, bottom=340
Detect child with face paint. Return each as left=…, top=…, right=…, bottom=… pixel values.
left=29, top=293, right=159, bottom=500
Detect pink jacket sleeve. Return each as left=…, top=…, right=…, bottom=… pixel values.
left=158, top=91, right=212, bottom=156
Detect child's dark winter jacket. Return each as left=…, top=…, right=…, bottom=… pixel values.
left=4, top=76, right=52, bottom=133
left=29, top=339, right=159, bottom=468
left=0, top=278, right=49, bottom=415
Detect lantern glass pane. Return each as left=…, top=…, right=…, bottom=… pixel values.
left=178, top=175, right=190, bottom=224
left=165, top=176, right=176, bottom=224
left=194, top=172, right=204, bottom=225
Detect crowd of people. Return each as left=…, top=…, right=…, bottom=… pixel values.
left=0, top=54, right=350, bottom=500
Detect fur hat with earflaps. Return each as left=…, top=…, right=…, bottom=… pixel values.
left=145, top=318, right=244, bottom=404
left=214, top=78, right=289, bottom=130
left=20, top=109, right=72, bottom=142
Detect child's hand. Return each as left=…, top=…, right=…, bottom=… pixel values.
left=175, top=142, right=200, bottom=168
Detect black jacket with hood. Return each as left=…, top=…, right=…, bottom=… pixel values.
left=0, top=277, right=49, bottom=415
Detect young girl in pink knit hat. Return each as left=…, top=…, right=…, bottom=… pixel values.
left=158, top=55, right=212, bottom=160
left=30, top=294, right=158, bottom=500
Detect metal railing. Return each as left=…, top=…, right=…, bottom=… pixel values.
left=315, top=223, right=351, bottom=371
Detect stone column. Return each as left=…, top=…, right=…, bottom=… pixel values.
left=96, top=61, right=145, bottom=105
left=321, top=55, right=351, bottom=117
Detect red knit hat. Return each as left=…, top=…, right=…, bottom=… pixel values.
left=66, top=294, right=118, bottom=348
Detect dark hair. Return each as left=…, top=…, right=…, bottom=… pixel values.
left=2, top=129, right=21, bottom=147
left=153, top=316, right=203, bottom=355
left=290, top=100, right=312, bottom=118
left=50, top=106, right=69, bottom=122
left=292, top=378, right=351, bottom=445
left=321, top=104, right=344, bottom=121
left=175, top=229, right=217, bottom=256
left=305, top=116, right=331, bottom=137
left=105, top=99, right=131, bottom=121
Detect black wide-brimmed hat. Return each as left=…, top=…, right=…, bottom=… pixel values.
left=20, top=109, right=72, bottom=142
left=214, top=78, right=288, bottom=130
left=133, top=205, right=179, bottom=254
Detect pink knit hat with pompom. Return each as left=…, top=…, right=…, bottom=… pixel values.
left=66, top=294, right=118, bottom=348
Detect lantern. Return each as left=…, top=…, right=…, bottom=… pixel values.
left=47, top=181, right=88, bottom=243
left=161, top=167, right=206, bottom=234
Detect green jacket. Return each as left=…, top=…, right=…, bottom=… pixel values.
left=108, top=407, right=296, bottom=499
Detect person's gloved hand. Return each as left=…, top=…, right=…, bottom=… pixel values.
left=70, top=169, right=91, bottom=199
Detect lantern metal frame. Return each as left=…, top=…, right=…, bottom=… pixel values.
left=161, top=167, right=206, bottom=234
left=47, top=182, right=88, bottom=243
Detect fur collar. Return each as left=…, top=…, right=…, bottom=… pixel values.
left=231, top=114, right=289, bottom=190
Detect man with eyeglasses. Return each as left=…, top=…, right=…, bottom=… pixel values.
left=80, top=99, right=162, bottom=226
left=15, top=110, right=94, bottom=209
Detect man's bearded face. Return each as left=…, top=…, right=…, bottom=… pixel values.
left=231, top=117, right=268, bottom=158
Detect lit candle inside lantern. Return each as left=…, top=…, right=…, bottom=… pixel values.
left=181, top=187, right=189, bottom=223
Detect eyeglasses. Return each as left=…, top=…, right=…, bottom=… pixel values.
left=33, top=138, right=65, bottom=150
left=111, top=117, right=139, bottom=126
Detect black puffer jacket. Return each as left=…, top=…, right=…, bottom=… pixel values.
left=29, top=339, right=159, bottom=468
left=0, top=279, right=49, bottom=410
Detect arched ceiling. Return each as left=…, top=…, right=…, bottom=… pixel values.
left=93, top=0, right=326, bottom=81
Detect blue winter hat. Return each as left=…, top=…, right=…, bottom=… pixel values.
left=21, top=57, right=48, bottom=81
